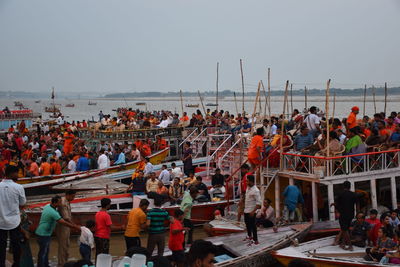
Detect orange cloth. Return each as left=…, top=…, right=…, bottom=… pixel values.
left=379, top=129, right=390, bottom=137
left=29, top=162, right=39, bottom=176
left=248, top=135, right=264, bottom=165
left=51, top=162, right=62, bottom=175
left=156, top=186, right=168, bottom=195
left=141, top=144, right=151, bottom=157
left=347, top=112, right=357, bottom=129
left=157, top=138, right=167, bottom=150
left=363, top=128, right=371, bottom=138
left=63, top=132, right=74, bottom=155
left=124, top=208, right=146, bottom=237
left=40, top=162, right=51, bottom=176
left=22, top=149, right=33, bottom=160
left=180, top=115, right=189, bottom=122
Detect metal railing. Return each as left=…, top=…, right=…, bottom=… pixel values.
left=179, top=127, right=198, bottom=147
left=282, top=148, right=400, bottom=178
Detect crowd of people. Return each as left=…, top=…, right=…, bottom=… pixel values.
left=2, top=104, right=400, bottom=266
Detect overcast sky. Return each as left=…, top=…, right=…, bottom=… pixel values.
left=0, top=0, right=399, bottom=94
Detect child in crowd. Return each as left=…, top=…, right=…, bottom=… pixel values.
left=169, top=209, right=188, bottom=267
left=79, top=220, right=95, bottom=261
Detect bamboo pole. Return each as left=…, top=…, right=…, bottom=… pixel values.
left=198, top=90, right=207, bottom=116
left=304, top=86, right=308, bottom=112
left=290, top=83, right=293, bottom=114
left=363, top=84, right=367, bottom=117
left=267, top=68, right=271, bottom=118
left=251, top=81, right=261, bottom=132
left=260, top=80, right=269, bottom=118
left=233, top=92, right=239, bottom=115
left=372, top=86, right=376, bottom=114
left=332, top=89, right=336, bottom=119
left=384, top=82, right=387, bottom=115
left=179, top=90, right=184, bottom=116
left=216, top=62, right=219, bottom=112
left=279, top=80, right=289, bottom=170
left=325, top=79, right=331, bottom=157
left=240, top=59, right=245, bottom=116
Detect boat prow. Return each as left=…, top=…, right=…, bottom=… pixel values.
left=273, top=236, right=384, bottom=267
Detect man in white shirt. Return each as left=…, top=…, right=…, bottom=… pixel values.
left=304, top=106, right=321, bottom=137
left=67, top=155, right=76, bottom=173
left=79, top=220, right=95, bottom=261
left=256, top=198, right=276, bottom=229
left=97, top=149, right=110, bottom=169
left=0, top=165, right=26, bottom=266
left=57, top=115, right=64, bottom=126
left=130, top=144, right=141, bottom=162
left=243, top=175, right=261, bottom=245
left=170, top=162, right=183, bottom=179
left=158, top=165, right=171, bottom=187
left=144, top=157, right=154, bottom=176
left=54, top=148, right=62, bottom=159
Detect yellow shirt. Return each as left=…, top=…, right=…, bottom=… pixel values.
left=146, top=179, right=159, bottom=193
left=270, top=134, right=281, bottom=147
left=124, top=208, right=146, bottom=237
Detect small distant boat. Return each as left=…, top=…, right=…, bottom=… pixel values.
left=206, top=103, right=218, bottom=107
left=44, top=106, right=60, bottom=113
left=186, top=104, right=199, bottom=108
left=136, top=102, right=146, bottom=106
left=14, top=101, right=23, bottom=107
left=34, top=100, right=41, bottom=103
left=88, top=101, right=97, bottom=106
left=65, top=103, right=75, bottom=107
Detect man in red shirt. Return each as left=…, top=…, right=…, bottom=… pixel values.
left=169, top=209, right=188, bottom=267
left=95, top=198, right=112, bottom=257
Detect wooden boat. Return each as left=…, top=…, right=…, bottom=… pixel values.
left=88, top=101, right=97, bottom=105
left=14, top=101, right=24, bottom=107
left=26, top=193, right=231, bottom=232
left=18, top=148, right=170, bottom=191
left=65, top=103, right=75, bottom=107
left=204, top=217, right=245, bottom=236
left=44, top=106, right=60, bottom=113
left=272, top=236, right=388, bottom=267
left=136, top=102, right=146, bottom=106
left=185, top=104, right=199, bottom=108
left=305, top=220, right=340, bottom=241
left=164, top=223, right=311, bottom=267
left=34, top=100, right=41, bottom=103
left=206, top=103, right=218, bottom=107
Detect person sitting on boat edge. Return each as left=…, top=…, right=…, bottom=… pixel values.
left=364, top=227, right=396, bottom=262
left=127, top=170, right=146, bottom=196
left=366, top=209, right=381, bottom=246
left=169, top=177, right=184, bottom=205
left=349, top=212, right=371, bottom=247
left=113, top=147, right=126, bottom=165
left=146, top=172, right=159, bottom=194
left=256, top=198, right=277, bottom=231
left=194, top=176, right=210, bottom=202
left=209, top=168, right=225, bottom=199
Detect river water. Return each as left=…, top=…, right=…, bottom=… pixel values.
left=1, top=95, right=399, bottom=122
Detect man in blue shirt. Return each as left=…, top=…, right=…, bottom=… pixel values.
left=294, top=127, right=314, bottom=152
left=76, top=152, right=89, bottom=171
left=114, top=148, right=126, bottom=165
left=283, top=184, right=304, bottom=223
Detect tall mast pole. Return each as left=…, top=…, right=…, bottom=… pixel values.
left=216, top=62, right=219, bottom=112
left=240, top=59, right=245, bottom=116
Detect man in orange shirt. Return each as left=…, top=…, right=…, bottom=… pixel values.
left=39, top=157, right=51, bottom=176
left=141, top=142, right=152, bottom=157
left=63, top=129, right=75, bottom=155
left=50, top=158, right=62, bottom=175
left=346, top=106, right=359, bottom=131
left=247, top=128, right=265, bottom=169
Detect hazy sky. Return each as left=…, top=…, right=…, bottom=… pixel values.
left=0, top=0, right=399, bottom=94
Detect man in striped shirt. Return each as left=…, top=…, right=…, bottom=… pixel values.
left=146, top=196, right=171, bottom=256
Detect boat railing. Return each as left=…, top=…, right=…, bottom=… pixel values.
left=188, top=127, right=208, bottom=144
left=0, top=110, right=33, bottom=119
left=179, top=127, right=198, bottom=147
left=77, top=127, right=184, bottom=140
left=282, top=148, right=400, bottom=178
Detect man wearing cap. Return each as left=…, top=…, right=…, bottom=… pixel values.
left=347, top=106, right=359, bottom=130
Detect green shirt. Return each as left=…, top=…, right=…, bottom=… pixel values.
left=180, top=191, right=193, bottom=220
left=35, top=204, right=62, bottom=236
left=345, top=135, right=362, bottom=153
left=147, top=208, right=170, bottom=234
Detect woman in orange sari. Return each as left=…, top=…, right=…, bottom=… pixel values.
left=268, top=127, right=291, bottom=168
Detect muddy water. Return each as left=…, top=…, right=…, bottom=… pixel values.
left=25, top=228, right=209, bottom=263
